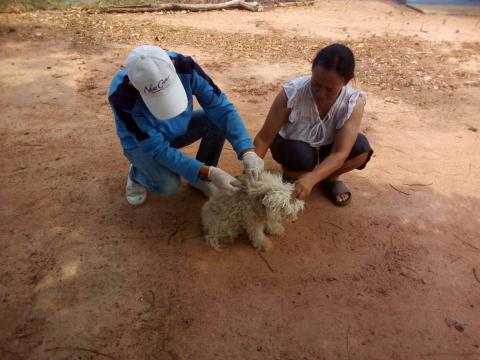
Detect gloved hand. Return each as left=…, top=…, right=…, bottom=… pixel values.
left=208, top=166, right=240, bottom=194
left=242, top=151, right=264, bottom=181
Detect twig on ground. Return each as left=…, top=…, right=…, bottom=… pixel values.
left=13, top=142, right=42, bottom=147
left=0, top=167, right=28, bottom=178
left=148, top=290, right=156, bottom=310
left=45, top=347, right=113, bottom=358
left=384, top=232, right=395, bottom=256
left=406, top=4, right=425, bottom=14
left=421, top=353, right=477, bottom=358
left=473, top=268, right=480, bottom=284
left=403, top=183, right=433, bottom=186
left=168, top=227, right=178, bottom=244
left=101, top=0, right=259, bottom=13
left=461, top=240, right=479, bottom=251
left=397, top=165, right=415, bottom=173
left=389, top=184, right=410, bottom=195
left=449, top=255, right=462, bottom=264
left=383, top=145, right=406, bottom=154
left=278, top=1, right=314, bottom=6
left=399, top=271, right=425, bottom=284
left=454, top=234, right=480, bottom=251
left=323, top=221, right=345, bottom=231
left=346, top=325, right=351, bottom=360
left=167, top=219, right=185, bottom=244
left=258, top=252, right=274, bottom=272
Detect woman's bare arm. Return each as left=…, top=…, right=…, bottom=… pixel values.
left=254, top=90, right=290, bottom=158
left=293, top=98, right=365, bottom=199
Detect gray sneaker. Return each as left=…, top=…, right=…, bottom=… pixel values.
left=126, top=166, right=147, bottom=206
left=191, top=180, right=217, bottom=199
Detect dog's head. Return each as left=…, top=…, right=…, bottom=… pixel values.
left=243, top=171, right=305, bottom=220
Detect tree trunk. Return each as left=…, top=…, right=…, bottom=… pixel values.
left=101, top=0, right=260, bottom=13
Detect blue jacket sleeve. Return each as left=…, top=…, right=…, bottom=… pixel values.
left=111, top=106, right=203, bottom=184
left=190, top=62, right=254, bottom=158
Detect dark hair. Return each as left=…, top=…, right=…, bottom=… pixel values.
left=312, top=44, right=355, bottom=82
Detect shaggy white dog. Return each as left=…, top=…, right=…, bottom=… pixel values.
left=202, top=171, right=305, bottom=251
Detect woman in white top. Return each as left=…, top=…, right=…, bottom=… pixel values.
left=254, top=44, right=373, bottom=206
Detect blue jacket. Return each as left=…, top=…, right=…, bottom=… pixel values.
left=108, top=51, right=254, bottom=184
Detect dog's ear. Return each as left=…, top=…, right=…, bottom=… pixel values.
left=261, top=190, right=290, bottom=214
left=245, top=177, right=272, bottom=197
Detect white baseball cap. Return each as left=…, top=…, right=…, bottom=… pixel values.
left=125, top=45, right=188, bottom=120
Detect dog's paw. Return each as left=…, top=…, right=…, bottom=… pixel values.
left=265, top=223, right=284, bottom=236
left=254, top=238, right=273, bottom=252
left=205, top=236, right=223, bottom=251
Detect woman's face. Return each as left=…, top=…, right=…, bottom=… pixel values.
left=310, top=65, right=347, bottom=109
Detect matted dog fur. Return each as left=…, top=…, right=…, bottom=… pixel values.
left=202, top=171, right=305, bottom=251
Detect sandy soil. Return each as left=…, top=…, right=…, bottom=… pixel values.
left=1, top=1, right=480, bottom=359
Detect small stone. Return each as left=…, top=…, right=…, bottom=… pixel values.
left=384, top=97, right=399, bottom=104
left=445, top=317, right=468, bottom=332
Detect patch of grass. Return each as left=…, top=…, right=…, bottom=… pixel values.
left=90, top=0, right=155, bottom=11
left=0, top=0, right=67, bottom=11
left=0, top=0, right=150, bottom=11
left=94, top=0, right=151, bottom=6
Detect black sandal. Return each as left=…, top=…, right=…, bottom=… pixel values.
left=320, top=181, right=352, bottom=207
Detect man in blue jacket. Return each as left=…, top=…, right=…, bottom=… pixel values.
left=109, top=45, right=264, bottom=205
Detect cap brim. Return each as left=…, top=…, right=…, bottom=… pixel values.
left=141, top=75, right=188, bottom=120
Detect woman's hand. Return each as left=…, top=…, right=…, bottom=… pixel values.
left=242, top=150, right=264, bottom=181
left=292, top=174, right=317, bottom=200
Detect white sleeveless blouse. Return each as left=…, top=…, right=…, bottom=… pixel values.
left=279, top=76, right=366, bottom=147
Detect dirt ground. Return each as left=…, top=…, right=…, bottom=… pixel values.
left=1, top=1, right=480, bottom=359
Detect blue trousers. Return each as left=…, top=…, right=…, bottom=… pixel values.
left=123, top=110, right=225, bottom=196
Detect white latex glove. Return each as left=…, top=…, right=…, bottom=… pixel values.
left=208, top=166, right=240, bottom=194
left=242, top=151, right=264, bottom=181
